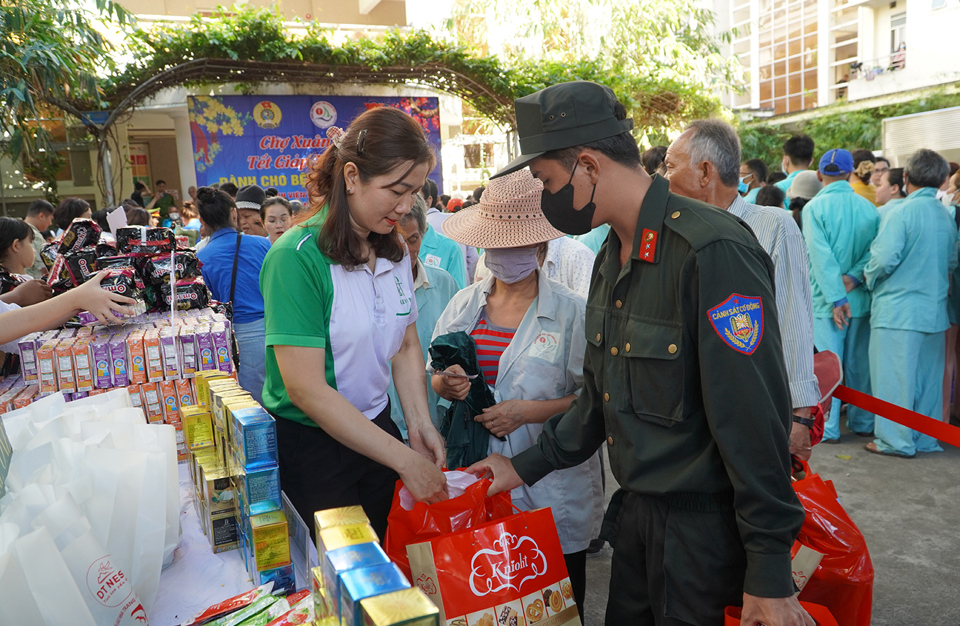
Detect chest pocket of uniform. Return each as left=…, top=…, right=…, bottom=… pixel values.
left=622, top=320, right=684, bottom=427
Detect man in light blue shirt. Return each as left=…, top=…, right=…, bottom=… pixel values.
left=802, top=149, right=880, bottom=441
left=775, top=135, right=815, bottom=209
left=864, top=149, right=958, bottom=458
left=389, top=202, right=460, bottom=436
left=419, top=222, right=467, bottom=288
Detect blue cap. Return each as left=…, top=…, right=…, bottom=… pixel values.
left=819, top=149, right=854, bottom=176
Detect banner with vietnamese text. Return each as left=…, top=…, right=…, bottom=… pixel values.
left=187, top=95, right=442, bottom=200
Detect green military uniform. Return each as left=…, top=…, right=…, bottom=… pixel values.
left=512, top=175, right=804, bottom=624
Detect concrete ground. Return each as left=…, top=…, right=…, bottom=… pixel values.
left=581, top=427, right=960, bottom=625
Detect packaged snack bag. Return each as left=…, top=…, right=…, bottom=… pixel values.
left=58, top=218, right=102, bottom=255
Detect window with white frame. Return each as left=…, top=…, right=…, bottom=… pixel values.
left=890, top=12, right=906, bottom=52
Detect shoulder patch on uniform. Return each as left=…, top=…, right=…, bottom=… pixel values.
left=707, top=294, right=764, bottom=355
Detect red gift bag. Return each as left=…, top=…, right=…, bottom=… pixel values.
left=793, top=473, right=874, bottom=626
left=384, top=471, right=514, bottom=580
left=407, top=508, right=581, bottom=626
left=724, top=602, right=838, bottom=625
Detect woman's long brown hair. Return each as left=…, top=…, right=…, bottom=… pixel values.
left=300, top=107, right=435, bottom=267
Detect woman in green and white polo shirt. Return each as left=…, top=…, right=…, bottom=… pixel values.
left=259, top=107, right=448, bottom=538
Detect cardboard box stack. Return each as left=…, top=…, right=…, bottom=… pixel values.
left=311, top=506, right=439, bottom=626
left=184, top=371, right=295, bottom=594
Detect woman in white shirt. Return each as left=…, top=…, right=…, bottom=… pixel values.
left=432, top=170, right=603, bottom=619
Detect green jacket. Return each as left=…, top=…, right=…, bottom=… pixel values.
left=512, top=175, right=803, bottom=598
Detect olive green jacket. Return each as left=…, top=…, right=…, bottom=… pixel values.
left=512, top=175, right=804, bottom=598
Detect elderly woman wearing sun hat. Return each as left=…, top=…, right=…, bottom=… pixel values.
left=430, top=169, right=603, bottom=618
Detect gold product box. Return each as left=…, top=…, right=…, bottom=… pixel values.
left=195, top=370, right=232, bottom=405
left=249, top=510, right=291, bottom=571
left=206, top=509, right=239, bottom=553
left=314, top=506, right=370, bottom=538
left=198, top=463, right=236, bottom=516
left=360, top=587, right=440, bottom=626
left=182, top=405, right=215, bottom=451
left=316, top=523, right=379, bottom=575
left=222, top=398, right=262, bottom=455
left=205, top=379, right=241, bottom=412
left=211, top=388, right=252, bottom=436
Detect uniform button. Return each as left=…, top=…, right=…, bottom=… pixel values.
left=610, top=347, right=619, bottom=356
left=671, top=211, right=681, bottom=219
left=668, top=343, right=678, bottom=354
left=604, top=393, right=610, bottom=402
left=596, top=333, right=602, bottom=342
left=615, top=300, right=623, bottom=309
left=625, top=343, right=631, bottom=352
left=607, top=436, right=614, bottom=446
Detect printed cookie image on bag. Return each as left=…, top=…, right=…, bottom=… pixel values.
left=541, top=582, right=565, bottom=616
left=521, top=591, right=545, bottom=624
left=467, top=608, right=498, bottom=626
left=495, top=599, right=526, bottom=626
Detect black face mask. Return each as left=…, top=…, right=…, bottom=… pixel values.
left=540, top=162, right=597, bottom=236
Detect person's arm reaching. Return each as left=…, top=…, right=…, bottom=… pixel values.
left=391, top=322, right=446, bottom=469
left=0, top=272, right=135, bottom=344
left=276, top=344, right=448, bottom=503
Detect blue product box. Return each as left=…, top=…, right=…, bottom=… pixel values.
left=236, top=463, right=281, bottom=516
left=251, top=563, right=296, bottom=596
left=231, top=407, right=278, bottom=469
left=339, top=562, right=410, bottom=626
left=323, top=542, right=390, bottom=620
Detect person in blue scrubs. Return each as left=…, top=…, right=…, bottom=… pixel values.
left=775, top=135, right=815, bottom=209
left=802, top=149, right=880, bottom=441
left=864, top=149, right=959, bottom=458
left=418, top=215, right=467, bottom=289
left=389, top=199, right=460, bottom=436
left=740, top=159, right=768, bottom=205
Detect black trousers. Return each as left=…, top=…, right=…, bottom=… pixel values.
left=274, top=402, right=402, bottom=542
left=602, top=490, right=746, bottom=626
left=564, top=550, right=587, bottom=623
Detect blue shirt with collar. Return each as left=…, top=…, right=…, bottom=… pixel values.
left=743, top=187, right=761, bottom=205
left=197, top=227, right=271, bottom=324
left=802, top=180, right=880, bottom=318
left=418, top=225, right=467, bottom=288
left=865, top=187, right=959, bottom=333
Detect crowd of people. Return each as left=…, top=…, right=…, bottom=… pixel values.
left=3, top=78, right=960, bottom=626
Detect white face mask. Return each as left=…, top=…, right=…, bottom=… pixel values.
left=942, top=193, right=956, bottom=208
left=936, top=189, right=947, bottom=201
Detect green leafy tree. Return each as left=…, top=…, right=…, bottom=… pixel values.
left=0, top=0, right=131, bottom=200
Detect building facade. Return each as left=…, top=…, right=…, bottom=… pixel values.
left=716, top=0, right=960, bottom=116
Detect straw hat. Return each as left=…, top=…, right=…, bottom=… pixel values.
left=440, top=170, right=564, bottom=249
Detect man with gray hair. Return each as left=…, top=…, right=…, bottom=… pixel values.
left=864, top=148, right=958, bottom=458
left=387, top=196, right=461, bottom=438
left=665, top=119, right=821, bottom=460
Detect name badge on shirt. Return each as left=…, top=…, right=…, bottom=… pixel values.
left=529, top=331, right=561, bottom=362
left=424, top=254, right=441, bottom=268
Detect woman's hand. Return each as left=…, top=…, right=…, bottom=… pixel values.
left=432, top=364, right=470, bottom=401
left=409, top=420, right=447, bottom=469
left=398, top=450, right=449, bottom=504
left=69, top=272, right=136, bottom=324
left=476, top=400, right=527, bottom=438
left=465, top=452, right=524, bottom=496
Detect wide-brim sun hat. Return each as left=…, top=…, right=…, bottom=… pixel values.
left=441, top=170, right=565, bottom=249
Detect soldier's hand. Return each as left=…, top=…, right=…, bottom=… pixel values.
left=832, top=302, right=851, bottom=330
left=465, top=453, right=524, bottom=496
left=740, top=593, right=815, bottom=626
left=476, top=400, right=527, bottom=438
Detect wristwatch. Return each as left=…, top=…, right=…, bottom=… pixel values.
left=792, top=414, right=815, bottom=428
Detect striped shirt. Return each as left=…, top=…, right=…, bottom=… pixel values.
left=728, top=195, right=820, bottom=409
left=470, top=314, right=517, bottom=388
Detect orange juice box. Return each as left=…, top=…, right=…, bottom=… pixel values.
left=37, top=343, right=57, bottom=394
left=127, top=332, right=147, bottom=384
left=141, top=381, right=164, bottom=423
left=12, top=385, right=39, bottom=409
left=160, top=379, right=180, bottom=424
left=72, top=338, right=94, bottom=392
left=55, top=339, right=76, bottom=393
left=144, top=331, right=164, bottom=383
left=175, top=377, right=195, bottom=407
left=126, top=384, right=143, bottom=410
